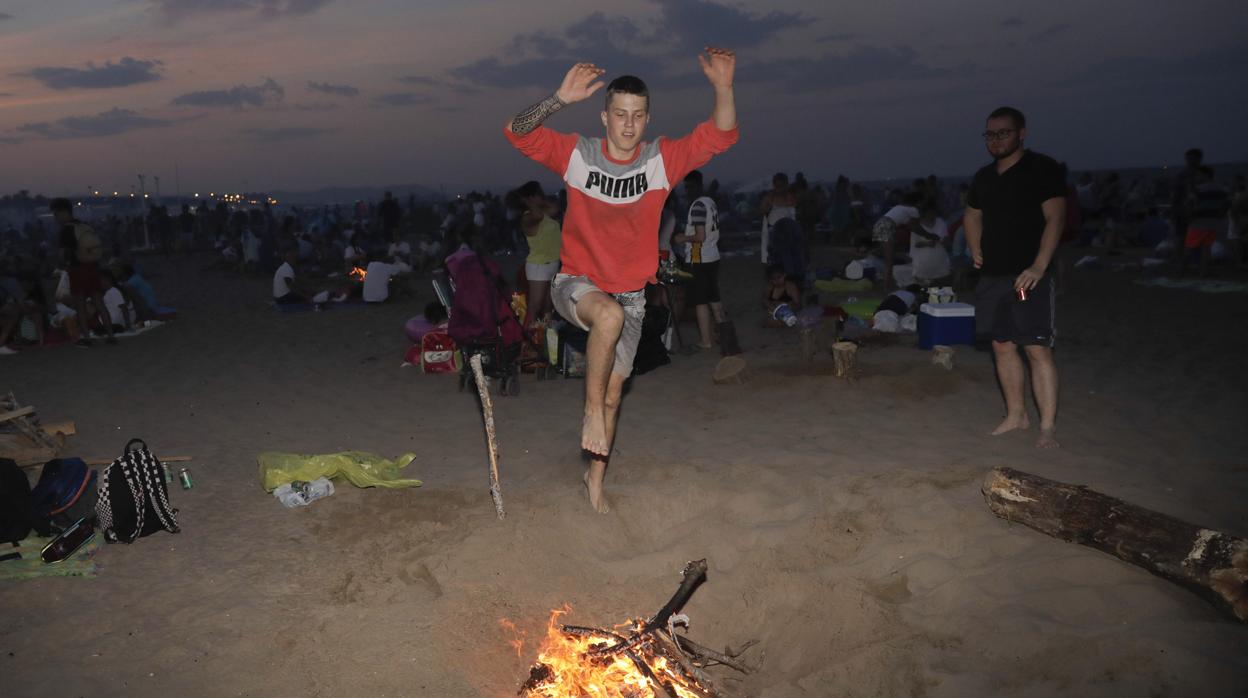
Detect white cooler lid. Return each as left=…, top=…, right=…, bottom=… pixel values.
left=920, top=302, right=975, bottom=317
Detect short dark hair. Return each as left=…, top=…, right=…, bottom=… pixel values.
left=1185, top=148, right=1204, bottom=161
left=987, top=106, right=1026, bottom=129
left=50, top=197, right=73, bottom=214
left=605, top=75, right=649, bottom=110
left=684, top=170, right=703, bottom=188
left=515, top=180, right=544, bottom=199
left=772, top=172, right=789, bottom=187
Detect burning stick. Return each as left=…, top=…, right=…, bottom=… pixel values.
left=519, top=559, right=755, bottom=698
left=469, top=353, right=505, bottom=519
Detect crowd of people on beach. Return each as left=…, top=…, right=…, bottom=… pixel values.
left=1, top=147, right=1244, bottom=358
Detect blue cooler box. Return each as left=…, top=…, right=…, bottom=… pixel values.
left=918, top=302, right=975, bottom=349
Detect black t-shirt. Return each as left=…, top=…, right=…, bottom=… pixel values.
left=967, top=150, right=1065, bottom=276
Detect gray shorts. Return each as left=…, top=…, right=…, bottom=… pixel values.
left=552, top=273, right=646, bottom=377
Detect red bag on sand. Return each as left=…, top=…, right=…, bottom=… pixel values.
left=419, top=331, right=461, bottom=374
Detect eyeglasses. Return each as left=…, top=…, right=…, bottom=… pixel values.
left=983, top=129, right=1017, bottom=141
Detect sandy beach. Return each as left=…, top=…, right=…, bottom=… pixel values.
left=3, top=247, right=1246, bottom=697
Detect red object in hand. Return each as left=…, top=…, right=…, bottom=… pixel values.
left=1016, top=287, right=1028, bottom=302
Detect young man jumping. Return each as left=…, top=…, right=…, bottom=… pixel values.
left=505, top=48, right=739, bottom=512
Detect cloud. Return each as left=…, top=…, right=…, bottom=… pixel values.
left=0, top=135, right=22, bottom=145
left=242, top=126, right=336, bottom=141
left=398, top=75, right=479, bottom=95
left=1066, top=41, right=1248, bottom=87
left=152, top=0, right=332, bottom=24
left=171, top=77, right=284, bottom=107
left=654, top=0, right=804, bottom=50
left=1000, top=17, right=1024, bottom=28
left=1029, top=23, right=1070, bottom=42
left=372, top=92, right=432, bottom=107
left=741, top=45, right=946, bottom=92
left=0, top=92, right=13, bottom=98
left=16, top=108, right=173, bottom=140
left=449, top=0, right=803, bottom=90
left=306, top=81, right=358, bottom=97
left=816, top=33, right=858, bottom=43
left=0, top=12, right=14, bottom=21
left=20, top=57, right=163, bottom=90
left=287, top=102, right=339, bottom=112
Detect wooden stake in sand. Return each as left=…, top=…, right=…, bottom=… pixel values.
left=983, top=467, right=1248, bottom=623
left=468, top=353, right=506, bottom=519
left=831, top=341, right=857, bottom=378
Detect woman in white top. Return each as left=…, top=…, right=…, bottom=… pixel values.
left=759, top=172, right=797, bottom=265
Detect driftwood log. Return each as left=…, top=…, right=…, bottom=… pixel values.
left=983, top=467, right=1247, bottom=623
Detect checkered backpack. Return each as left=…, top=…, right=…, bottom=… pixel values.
left=96, top=439, right=180, bottom=543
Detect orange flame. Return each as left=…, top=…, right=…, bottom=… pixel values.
left=349, top=266, right=367, bottom=281
left=499, top=617, right=527, bottom=659
left=519, top=606, right=706, bottom=698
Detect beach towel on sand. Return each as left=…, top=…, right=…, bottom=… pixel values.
left=0, top=535, right=101, bottom=581
left=258, top=451, right=421, bottom=492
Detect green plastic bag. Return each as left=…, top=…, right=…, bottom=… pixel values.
left=258, top=451, right=421, bottom=492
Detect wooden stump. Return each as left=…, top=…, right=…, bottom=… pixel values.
left=931, top=345, right=954, bottom=370
left=983, top=467, right=1248, bottom=623
left=831, top=341, right=857, bottom=378
left=799, top=328, right=816, bottom=362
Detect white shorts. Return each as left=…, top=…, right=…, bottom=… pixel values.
left=525, top=261, right=560, bottom=281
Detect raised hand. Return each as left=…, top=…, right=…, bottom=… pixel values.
left=698, top=47, right=735, bottom=88
left=556, top=62, right=607, bottom=104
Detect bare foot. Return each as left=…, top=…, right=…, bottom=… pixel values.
left=1035, top=428, right=1060, bottom=449
left=583, top=469, right=610, bottom=514
left=990, top=414, right=1030, bottom=436
left=582, top=412, right=610, bottom=457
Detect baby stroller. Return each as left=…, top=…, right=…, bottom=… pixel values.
left=445, top=247, right=525, bottom=396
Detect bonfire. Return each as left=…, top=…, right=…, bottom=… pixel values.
left=349, top=266, right=367, bottom=282
left=516, top=560, right=755, bottom=698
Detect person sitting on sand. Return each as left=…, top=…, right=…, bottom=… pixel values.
left=405, top=301, right=450, bottom=344
left=505, top=48, right=739, bottom=512
left=362, top=253, right=413, bottom=304
left=761, top=264, right=801, bottom=328
left=343, top=234, right=366, bottom=271
left=0, top=269, right=44, bottom=354
left=100, top=270, right=135, bottom=333
left=911, top=201, right=952, bottom=284
left=872, top=192, right=921, bottom=290
left=273, top=248, right=323, bottom=305
left=121, top=264, right=173, bottom=322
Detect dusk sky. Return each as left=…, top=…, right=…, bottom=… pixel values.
left=1, top=0, right=1245, bottom=197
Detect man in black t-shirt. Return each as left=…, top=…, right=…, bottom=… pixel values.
left=964, top=107, right=1066, bottom=449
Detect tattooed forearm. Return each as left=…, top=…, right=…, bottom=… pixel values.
left=510, top=93, right=566, bottom=135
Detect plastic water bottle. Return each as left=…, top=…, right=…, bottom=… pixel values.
left=273, top=477, right=335, bottom=508
left=772, top=303, right=798, bottom=327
